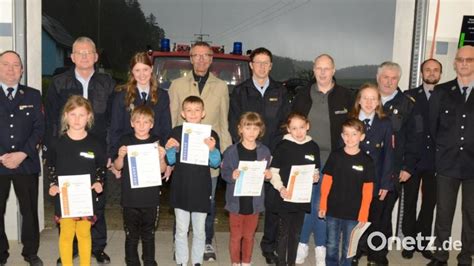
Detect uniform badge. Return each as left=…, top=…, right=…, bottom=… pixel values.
left=418, top=89, right=423, bottom=93
left=19, top=105, right=34, bottom=110
left=19, top=89, right=24, bottom=95
left=352, top=165, right=364, bottom=171
left=393, top=109, right=398, bottom=114
left=451, top=86, right=457, bottom=91
left=334, top=108, right=348, bottom=115
left=269, top=97, right=278, bottom=102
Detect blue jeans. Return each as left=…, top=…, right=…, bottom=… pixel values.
left=174, top=208, right=207, bottom=264
left=205, top=176, right=218, bottom=244
left=299, top=182, right=327, bottom=246
left=326, top=216, right=358, bottom=266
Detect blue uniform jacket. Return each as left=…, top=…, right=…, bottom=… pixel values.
left=109, top=88, right=171, bottom=157
left=360, top=115, right=394, bottom=192
left=0, top=85, right=44, bottom=175
left=405, top=85, right=435, bottom=172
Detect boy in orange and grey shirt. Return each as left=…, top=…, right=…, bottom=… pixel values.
left=319, top=118, right=374, bottom=266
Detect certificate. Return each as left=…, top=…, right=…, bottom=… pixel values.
left=233, top=160, right=267, bottom=196
left=180, top=122, right=212, bottom=166
left=347, top=222, right=372, bottom=258
left=284, top=164, right=315, bottom=203
left=127, top=142, right=162, bottom=188
left=59, top=174, right=93, bottom=218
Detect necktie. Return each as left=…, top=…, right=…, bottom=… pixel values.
left=363, top=118, right=371, bottom=131
left=461, top=87, right=468, bottom=102
left=141, top=92, right=147, bottom=104
left=6, top=87, right=14, bottom=101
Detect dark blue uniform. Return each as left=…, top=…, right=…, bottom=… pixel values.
left=367, top=88, right=421, bottom=263
left=109, top=88, right=171, bottom=158
left=429, top=78, right=474, bottom=265
left=357, top=115, right=394, bottom=261
left=402, top=85, right=437, bottom=247
left=0, top=85, right=44, bottom=263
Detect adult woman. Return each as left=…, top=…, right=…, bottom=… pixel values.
left=109, top=52, right=171, bottom=159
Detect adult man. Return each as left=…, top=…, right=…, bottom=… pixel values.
left=360, top=61, right=420, bottom=266
left=168, top=41, right=232, bottom=261
left=428, top=45, right=474, bottom=266
left=402, top=59, right=442, bottom=260
left=45, top=37, right=115, bottom=264
left=292, top=54, right=353, bottom=265
left=0, top=50, right=44, bottom=266
left=228, top=47, right=290, bottom=264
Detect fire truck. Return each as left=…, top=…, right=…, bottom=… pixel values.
left=148, top=39, right=251, bottom=94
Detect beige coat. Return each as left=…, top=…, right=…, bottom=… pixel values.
left=168, top=72, right=232, bottom=152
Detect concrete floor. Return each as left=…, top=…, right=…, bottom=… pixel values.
left=4, top=229, right=458, bottom=266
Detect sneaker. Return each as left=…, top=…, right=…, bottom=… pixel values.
left=315, top=246, right=326, bottom=266
left=203, top=244, right=216, bottom=261
left=295, top=243, right=309, bottom=264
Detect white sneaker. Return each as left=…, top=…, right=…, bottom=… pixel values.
left=241, top=263, right=251, bottom=266
left=315, top=246, right=326, bottom=266
left=203, top=244, right=216, bottom=261
left=295, top=242, right=309, bottom=264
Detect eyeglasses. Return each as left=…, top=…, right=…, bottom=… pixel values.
left=191, top=54, right=212, bottom=60
left=252, top=61, right=271, bottom=67
left=455, top=57, right=474, bottom=64
left=73, top=50, right=96, bottom=57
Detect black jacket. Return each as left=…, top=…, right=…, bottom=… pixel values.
left=429, top=78, right=474, bottom=179
left=383, top=88, right=421, bottom=176
left=405, top=85, right=435, bottom=172
left=229, top=78, right=290, bottom=151
left=291, top=83, right=354, bottom=150
left=0, top=85, right=44, bottom=175
left=45, top=68, right=116, bottom=154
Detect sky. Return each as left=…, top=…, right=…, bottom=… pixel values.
left=138, top=0, right=396, bottom=69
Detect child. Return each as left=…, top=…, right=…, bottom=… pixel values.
left=349, top=83, right=393, bottom=264
left=318, top=118, right=375, bottom=266
left=47, top=95, right=106, bottom=266
left=113, top=105, right=167, bottom=266
left=165, top=95, right=221, bottom=266
left=269, top=112, right=321, bottom=266
left=221, top=112, right=272, bottom=266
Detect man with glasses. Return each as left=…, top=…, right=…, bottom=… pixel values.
left=292, top=54, right=354, bottom=265
left=169, top=41, right=232, bottom=262
left=228, top=47, right=290, bottom=264
left=45, top=36, right=115, bottom=265
left=428, top=45, right=474, bottom=266
left=0, top=50, right=44, bottom=266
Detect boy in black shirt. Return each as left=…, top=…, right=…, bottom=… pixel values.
left=113, top=105, right=167, bottom=266
left=319, top=118, right=375, bottom=266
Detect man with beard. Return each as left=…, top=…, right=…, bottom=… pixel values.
left=402, top=59, right=442, bottom=260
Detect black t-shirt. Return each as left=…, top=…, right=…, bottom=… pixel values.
left=48, top=134, right=106, bottom=218
left=115, top=134, right=161, bottom=208
left=270, top=139, right=321, bottom=213
left=168, top=125, right=220, bottom=213
left=323, top=148, right=375, bottom=220
left=237, top=143, right=256, bottom=215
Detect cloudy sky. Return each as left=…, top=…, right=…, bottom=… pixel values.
left=138, top=0, right=396, bottom=68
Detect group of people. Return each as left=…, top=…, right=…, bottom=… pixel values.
left=0, top=35, right=472, bottom=266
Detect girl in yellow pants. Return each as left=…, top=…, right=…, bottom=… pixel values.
left=59, top=219, right=92, bottom=265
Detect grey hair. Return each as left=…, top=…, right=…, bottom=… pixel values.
left=377, top=61, right=402, bottom=78
left=72, top=36, right=97, bottom=52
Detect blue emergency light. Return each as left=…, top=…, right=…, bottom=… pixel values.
left=232, top=42, right=243, bottom=55
left=160, top=38, right=170, bottom=52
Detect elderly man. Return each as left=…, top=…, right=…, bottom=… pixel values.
left=402, top=59, right=442, bottom=260
left=45, top=36, right=115, bottom=264
left=168, top=41, right=232, bottom=261
left=357, top=61, right=421, bottom=266
left=292, top=54, right=354, bottom=265
left=229, top=47, right=290, bottom=264
left=0, top=50, right=44, bottom=266
left=428, top=45, right=474, bottom=266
